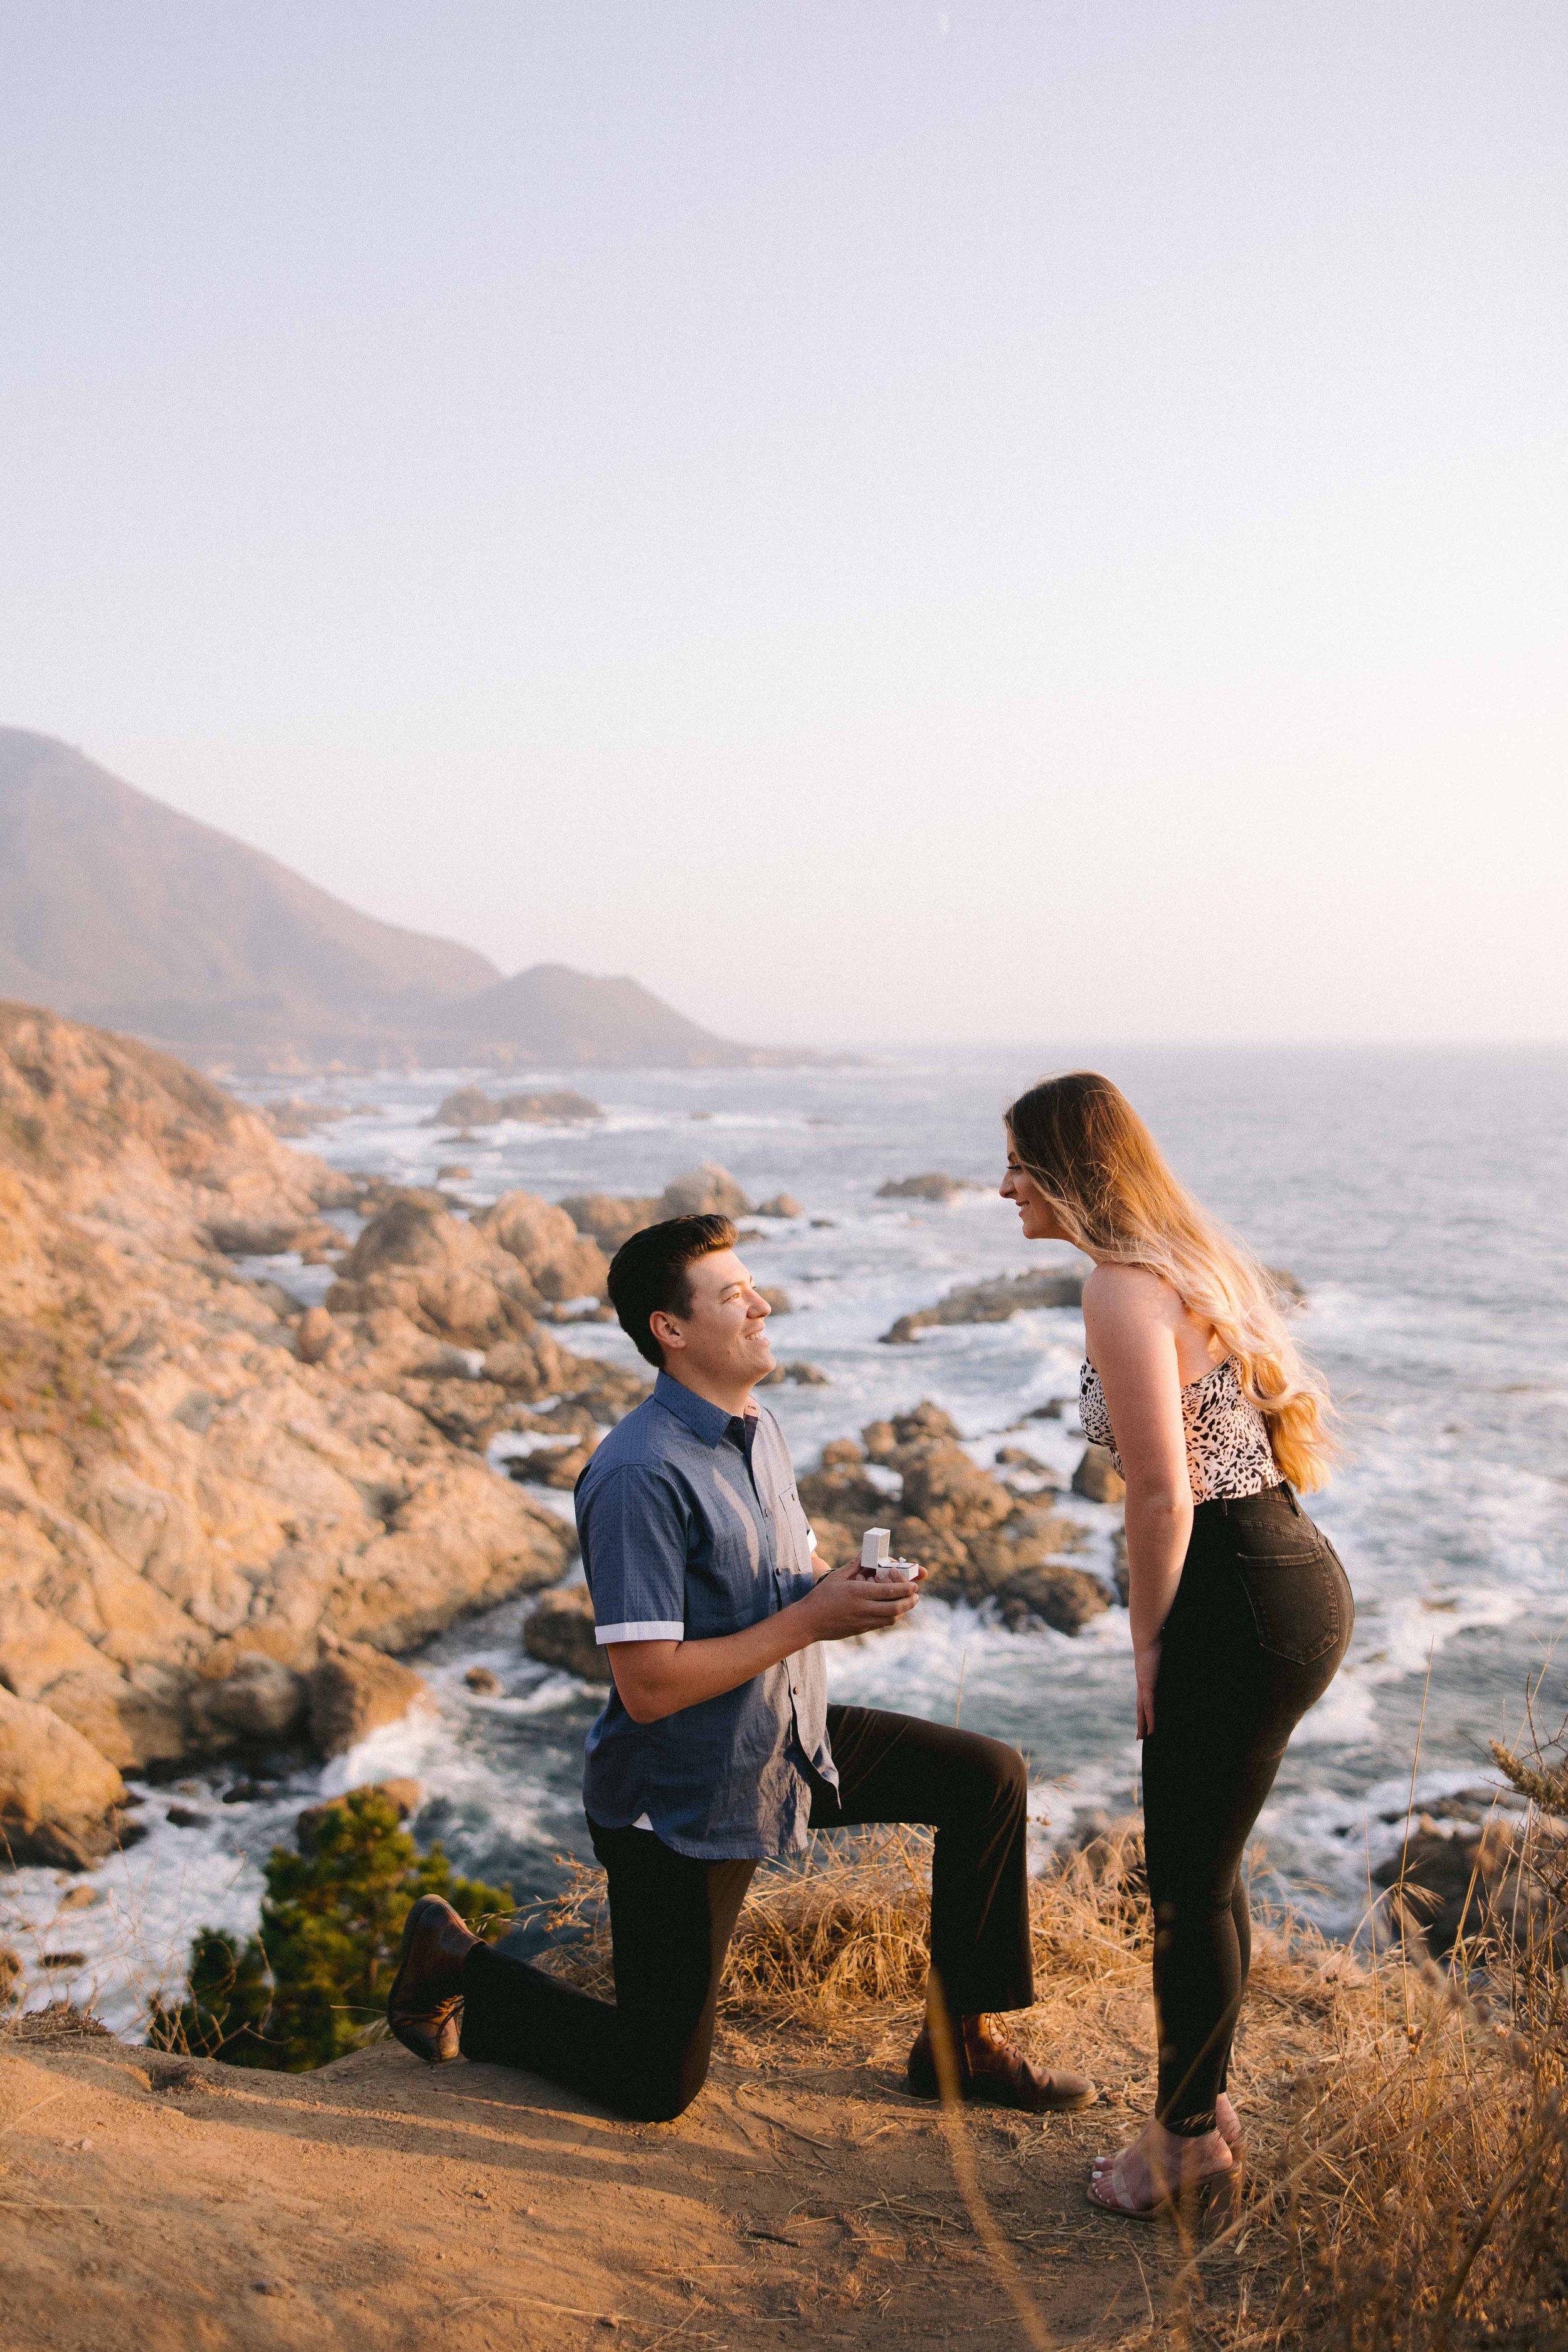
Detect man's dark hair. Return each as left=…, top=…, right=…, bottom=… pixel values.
left=607, top=1214, right=738, bottom=1367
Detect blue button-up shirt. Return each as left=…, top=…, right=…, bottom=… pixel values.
left=576, top=1369, right=837, bottom=1860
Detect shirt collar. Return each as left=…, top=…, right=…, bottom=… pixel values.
left=652, top=1368, right=754, bottom=1449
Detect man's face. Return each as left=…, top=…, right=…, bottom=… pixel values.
left=654, top=1248, right=775, bottom=1391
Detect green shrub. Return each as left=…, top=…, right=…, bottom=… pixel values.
left=150, top=1787, right=509, bottom=2072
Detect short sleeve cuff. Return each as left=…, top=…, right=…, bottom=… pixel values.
left=594, top=1619, right=685, bottom=1646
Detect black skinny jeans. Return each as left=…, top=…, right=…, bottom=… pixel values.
left=458, top=1702, right=1034, bottom=2121
left=1143, top=1484, right=1352, bottom=2136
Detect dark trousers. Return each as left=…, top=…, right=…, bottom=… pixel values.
left=1142, top=1486, right=1352, bottom=2135
left=458, top=1702, right=1034, bottom=2122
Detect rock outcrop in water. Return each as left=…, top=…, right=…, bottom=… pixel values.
left=876, top=1172, right=978, bottom=1202
left=659, top=1164, right=752, bottom=1219
left=798, top=1404, right=1111, bottom=1634
left=428, top=1086, right=602, bottom=1129
left=0, top=1003, right=623, bottom=1852
left=881, top=1267, right=1086, bottom=1345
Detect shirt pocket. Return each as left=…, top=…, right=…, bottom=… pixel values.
left=1232, top=1540, right=1346, bottom=1665
left=778, top=1485, right=818, bottom=1584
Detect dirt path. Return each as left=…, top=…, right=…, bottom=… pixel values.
left=0, top=2016, right=1204, bottom=2351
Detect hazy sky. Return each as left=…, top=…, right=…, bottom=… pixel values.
left=2, top=3, right=1564, bottom=1046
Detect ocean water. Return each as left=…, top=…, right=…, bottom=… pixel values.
left=8, top=1046, right=1566, bottom=2033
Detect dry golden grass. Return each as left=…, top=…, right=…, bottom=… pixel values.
left=529, top=1814, right=1161, bottom=2035
left=1210, top=1731, right=1568, bottom=2352
left=529, top=1739, right=1568, bottom=2352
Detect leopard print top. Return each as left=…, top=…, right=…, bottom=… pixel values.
left=1078, top=1354, right=1282, bottom=1503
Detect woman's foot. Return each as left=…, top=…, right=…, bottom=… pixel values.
left=1086, top=2117, right=1236, bottom=2218
left=1092, top=2091, right=1242, bottom=2175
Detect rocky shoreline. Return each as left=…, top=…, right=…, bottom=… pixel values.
left=0, top=1004, right=1122, bottom=1879
left=0, top=1005, right=615, bottom=1868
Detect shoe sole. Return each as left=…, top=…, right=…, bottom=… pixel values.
left=906, top=2069, right=1095, bottom=2114
left=386, top=1898, right=461, bottom=2065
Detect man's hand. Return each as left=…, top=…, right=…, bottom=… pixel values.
left=607, top=1555, right=921, bottom=1724
left=800, top=1558, right=921, bottom=1641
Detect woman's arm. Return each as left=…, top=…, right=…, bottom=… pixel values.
left=1082, top=1264, right=1194, bottom=1738
left=607, top=1560, right=917, bottom=1724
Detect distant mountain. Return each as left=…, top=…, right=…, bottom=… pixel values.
left=0, top=729, right=770, bottom=1070
left=445, top=963, right=761, bottom=1068
left=0, top=728, right=498, bottom=1044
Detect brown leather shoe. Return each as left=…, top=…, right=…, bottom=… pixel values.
left=386, top=1895, right=478, bottom=2063
left=907, top=2014, right=1094, bottom=2113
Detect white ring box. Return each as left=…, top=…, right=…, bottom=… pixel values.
left=859, top=1527, right=917, bottom=1581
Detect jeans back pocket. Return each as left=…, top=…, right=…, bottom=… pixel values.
left=1234, top=1544, right=1344, bottom=1665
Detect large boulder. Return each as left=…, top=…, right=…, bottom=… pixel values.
left=867, top=1402, right=960, bottom=1455
left=326, top=1196, right=546, bottom=1345
left=559, top=1194, right=660, bottom=1253
left=1374, top=1816, right=1563, bottom=1959
left=1072, top=1444, right=1126, bottom=1505
left=659, top=1165, right=751, bottom=1220
left=898, top=1444, right=1015, bottom=1537
left=35, top=1672, right=188, bottom=1773
left=393, top=1375, right=512, bottom=1451
left=307, top=1644, right=428, bottom=1759
left=796, top=1465, right=892, bottom=1531
left=495, top=1090, right=601, bottom=1126
left=0, top=1688, right=129, bottom=1868
left=471, top=1192, right=609, bottom=1302
left=524, top=1588, right=612, bottom=1683
left=997, top=1563, right=1111, bottom=1635
left=186, top=1653, right=309, bottom=1747
left=477, top=1332, right=573, bottom=1401
left=430, top=1085, right=501, bottom=1128
left=876, top=1173, right=973, bottom=1202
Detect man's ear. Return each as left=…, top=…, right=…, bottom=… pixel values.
left=649, top=1308, right=685, bottom=1356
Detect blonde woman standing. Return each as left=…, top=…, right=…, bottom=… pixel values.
left=1001, top=1073, right=1352, bottom=2219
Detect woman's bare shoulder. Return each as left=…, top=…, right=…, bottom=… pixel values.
left=1083, top=1261, right=1184, bottom=1334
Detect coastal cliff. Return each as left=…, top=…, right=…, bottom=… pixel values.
left=0, top=1002, right=643, bottom=1862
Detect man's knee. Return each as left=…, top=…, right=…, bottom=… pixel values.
left=626, top=2057, right=709, bottom=2124
left=946, top=1730, right=1027, bottom=1819
left=977, top=1732, right=1028, bottom=1804
left=622, top=2021, right=715, bottom=2124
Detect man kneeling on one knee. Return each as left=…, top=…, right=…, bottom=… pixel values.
left=389, top=1214, right=1091, bottom=2124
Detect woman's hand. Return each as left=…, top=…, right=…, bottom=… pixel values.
left=1135, top=1640, right=1162, bottom=1740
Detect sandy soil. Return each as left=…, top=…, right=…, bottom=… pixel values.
left=0, top=1999, right=1264, bottom=2352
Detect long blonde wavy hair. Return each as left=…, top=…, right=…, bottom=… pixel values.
left=1006, top=1071, right=1335, bottom=1491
